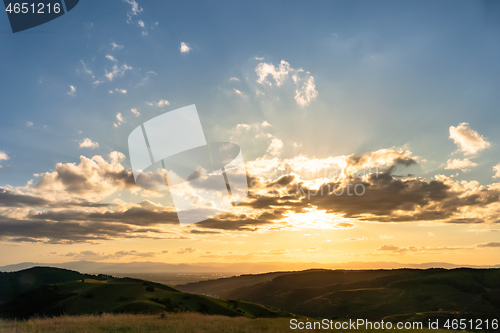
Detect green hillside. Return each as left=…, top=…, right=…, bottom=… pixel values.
left=0, top=267, right=288, bottom=319
left=0, top=313, right=470, bottom=333
left=178, top=268, right=500, bottom=325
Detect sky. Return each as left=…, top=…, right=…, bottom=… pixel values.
left=0, top=0, right=499, bottom=268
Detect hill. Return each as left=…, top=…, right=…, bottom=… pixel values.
left=178, top=268, right=500, bottom=323
left=0, top=313, right=469, bottom=333
left=1, top=261, right=498, bottom=274
left=0, top=267, right=288, bottom=319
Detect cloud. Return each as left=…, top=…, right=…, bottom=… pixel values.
left=230, top=121, right=283, bottom=158
left=147, top=99, right=170, bottom=107
left=122, top=1, right=148, bottom=35
left=109, top=88, right=127, bottom=94
left=105, top=64, right=133, bottom=81
left=80, top=60, right=94, bottom=78
left=255, top=59, right=318, bottom=106
left=180, top=42, right=191, bottom=53
left=0, top=188, right=50, bottom=207
left=445, top=158, right=478, bottom=172
left=294, top=75, right=318, bottom=107
left=233, top=89, right=247, bottom=98
left=256, top=60, right=291, bottom=87
left=67, top=85, right=76, bottom=96
left=136, top=71, right=157, bottom=87
left=131, top=108, right=140, bottom=117
left=36, top=152, right=137, bottom=197
left=229, top=77, right=240, bottom=82
left=79, top=138, right=99, bottom=149
left=105, top=54, right=117, bottom=62
left=69, top=250, right=159, bottom=260
left=111, top=42, right=124, bottom=51
left=449, top=123, right=491, bottom=155
left=238, top=147, right=500, bottom=226
left=493, top=164, right=500, bottom=178
left=476, top=242, right=500, bottom=248
left=377, top=245, right=406, bottom=252
left=266, top=137, right=283, bottom=157
left=114, top=112, right=125, bottom=128
left=26, top=121, right=34, bottom=127
left=123, top=0, right=143, bottom=22
left=194, top=211, right=278, bottom=231
left=138, top=20, right=148, bottom=36
left=0, top=151, right=10, bottom=166
left=177, top=247, right=196, bottom=254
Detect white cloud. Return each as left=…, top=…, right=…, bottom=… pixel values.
left=105, top=64, right=133, bottom=81
left=123, top=0, right=142, bottom=22
left=114, top=112, right=125, bottom=128
left=231, top=121, right=284, bottom=158
left=136, top=71, right=157, bottom=87
left=229, top=77, right=240, bottom=82
left=294, top=75, right=318, bottom=107
left=26, top=121, right=33, bottom=127
left=79, top=138, right=99, bottom=149
left=138, top=20, right=148, bottom=36
left=131, top=108, right=140, bottom=117
left=233, top=89, right=247, bottom=98
left=267, top=137, right=284, bottom=157
left=493, top=164, right=500, bottom=178
left=109, top=88, right=127, bottom=94
left=105, top=54, right=117, bottom=62
left=0, top=150, right=8, bottom=169
left=445, top=158, right=478, bottom=172
left=123, top=0, right=148, bottom=35
left=0, top=151, right=9, bottom=161
left=111, top=42, right=124, bottom=51
left=155, top=99, right=169, bottom=107
left=36, top=151, right=133, bottom=197
left=255, top=59, right=318, bottom=106
left=449, top=123, right=491, bottom=155
left=67, top=85, right=76, bottom=96
left=180, top=42, right=191, bottom=53
left=80, top=60, right=94, bottom=78
left=256, top=60, right=291, bottom=87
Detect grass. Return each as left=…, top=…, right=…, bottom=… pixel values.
left=0, top=313, right=470, bottom=333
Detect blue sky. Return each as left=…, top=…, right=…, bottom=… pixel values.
left=1, top=0, right=499, bottom=185
left=0, top=1, right=499, bottom=266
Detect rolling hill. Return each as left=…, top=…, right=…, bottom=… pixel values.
left=0, top=267, right=289, bottom=319
left=178, top=268, right=500, bottom=323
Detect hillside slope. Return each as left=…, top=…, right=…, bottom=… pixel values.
left=0, top=267, right=288, bottom=319
left=178, top=268, right=500, bottom=321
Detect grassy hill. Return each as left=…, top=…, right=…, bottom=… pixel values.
left=0, top=313, right=471, bottom=333
left=178, top=268, right=500, bottom=324
left=0, top=267, right=288, bottom=319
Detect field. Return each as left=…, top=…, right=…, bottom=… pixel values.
left=0, top=313, right=468, bottom=333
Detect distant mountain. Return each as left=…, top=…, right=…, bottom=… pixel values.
left=178, top=268, right=500, bottom=323
left=1, top=261, right=498, bottom=274
left=0, top=267, right=289, bottom=319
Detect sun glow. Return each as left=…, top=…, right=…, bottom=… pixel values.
left=284, top=209, right=354, bottom=230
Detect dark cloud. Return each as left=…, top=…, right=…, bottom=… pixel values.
left=0, top=188, right=50, bottom=207
left=0, top=188, right=111, bottom=209
left=0, top=215, right=167, bottom=244
left=195, top=211, right=277, bottom=231
left=31, top=207, right=179, bottom=226
left=476, top=242, right=500, bottom=247
left=177, top=247, right=196, bottom=254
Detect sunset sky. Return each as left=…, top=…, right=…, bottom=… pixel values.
left=0, top=0, right=499, bottom=268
